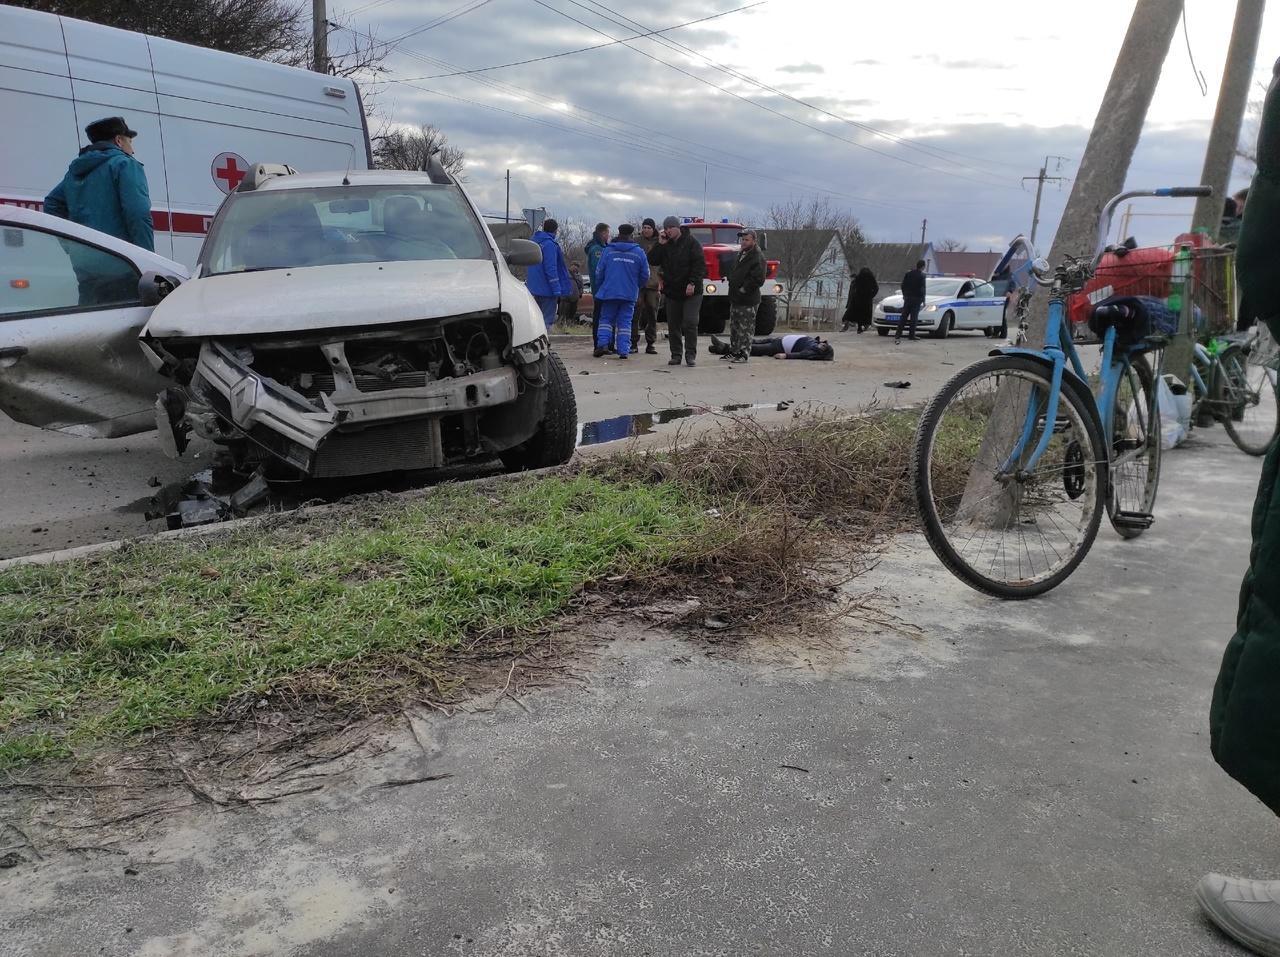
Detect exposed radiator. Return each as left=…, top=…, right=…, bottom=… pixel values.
left=312, top=418, right=445, bottom=478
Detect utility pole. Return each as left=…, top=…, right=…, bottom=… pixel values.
left=505, top=169, right=511, bottom=225
left=702, top=165, right=708, bottom=220
left=1026, top=0, right=1185, bottom=340
left=1024, top=155, right=1069, bottom=248
left=1190, top=0, right=1266, bottom=238
left=312, top=0, right=328, bottom=75
left=920, top=218, right=927, bottom=244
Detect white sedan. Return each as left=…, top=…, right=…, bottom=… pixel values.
left=872, top=276, right=1006, bottom=339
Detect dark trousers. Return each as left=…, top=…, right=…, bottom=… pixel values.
left=637, top=288, right=660, bottom=345
left=591, top=298, right=604, bottom=344
left=665, top=294, right=703, bottom=360
left=896, top=298, right=923, bottom=339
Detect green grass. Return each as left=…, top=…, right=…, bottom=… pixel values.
left=0, top=475, right=711, bottom=767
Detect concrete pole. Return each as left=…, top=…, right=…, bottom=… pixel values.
left=312, top=0, right=329, bottom=75
left=1190, top=0, right=1267, bottom=237
left=1026, top=0, right=1184, bottom=340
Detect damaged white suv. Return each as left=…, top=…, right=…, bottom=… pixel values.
left=1, top=163, right=577, bottom=481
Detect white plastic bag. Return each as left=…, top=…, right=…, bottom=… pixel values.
left=1158, top=374, right=1192, bottom=449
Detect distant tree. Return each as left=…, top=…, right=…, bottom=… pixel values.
left=1236, top=82, right=1268, bottom=172
left=372, top=125, right=466, bottom=177
left=16, top=0, right=391, bottom=79
left=937, top=238, right=968, bottom=252
left=765, top=196, right=864, bottom=318
left=554, top=219, right=593, bottom=272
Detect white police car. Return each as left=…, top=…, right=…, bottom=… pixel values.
left=872, top=276, right=1005, bottom=339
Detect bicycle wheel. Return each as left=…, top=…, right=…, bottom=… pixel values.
left=912, top=355, right=1107, bottom=599
left=1106, top=353, right=1161, bottom=539
left=1220, top=341, right=1279, bottom=456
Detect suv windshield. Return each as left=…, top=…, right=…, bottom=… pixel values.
left=199, top=184, right=492, bottom=276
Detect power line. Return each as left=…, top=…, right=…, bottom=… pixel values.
left=577, top=0, right=1027, bottom=176
left=337, top=0, right=399, bottom=17
left=385, top=3, right=765, bottom=81
left=336, top=23, right=923, bottom=211
left=529, top=0, right=1017, bottom=192
left=388, top=0, right=498, bottom=44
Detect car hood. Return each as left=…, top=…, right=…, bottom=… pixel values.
left=143, top=259, right=500, bottom=338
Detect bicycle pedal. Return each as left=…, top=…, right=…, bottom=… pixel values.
left=1112, top=510, right=1154, bottom=530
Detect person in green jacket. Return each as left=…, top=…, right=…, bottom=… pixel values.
left=45, top=116, right=154, bottom=252
left=1196, top=57, right=1280, bottom=957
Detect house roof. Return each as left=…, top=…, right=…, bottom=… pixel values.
left=767, top=228, right=849, bottom=280
left=933, top=250, right=1004, bottom=279
left=854, top=242, right=932, bottom=282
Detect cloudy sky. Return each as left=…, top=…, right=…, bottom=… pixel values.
left=334, top=0, right=1278, bottom=251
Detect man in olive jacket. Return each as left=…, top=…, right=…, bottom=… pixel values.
left=647, top=216, right=706, bottom=367
left=725, top=228, right=765, bottom=362
left=1196, top=56, right=1280, bottom=956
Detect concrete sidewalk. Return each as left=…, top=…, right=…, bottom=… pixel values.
left=2, top=429, right=1272, bottom=956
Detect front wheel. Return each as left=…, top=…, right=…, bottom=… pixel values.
left=1106, top=353, right=1161, bottom=538
left=931, top=311, right=953, bottom=340
left=499, top=352, right=578, bottom=472
left=754, top=297, right=778, bottom=336
left=1220, top=341, right=1279, bottom=456
left=912, top=355, right=1107, bottom=599
left=876, top=326, right=890, bottom=337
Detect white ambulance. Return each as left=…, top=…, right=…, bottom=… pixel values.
left=0, top=4, right=372, bottom=266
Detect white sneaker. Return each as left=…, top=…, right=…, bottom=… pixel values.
left=1197, top=873, right=1280, bottom=956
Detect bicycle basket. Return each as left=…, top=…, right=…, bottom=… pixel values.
left=1087, top=295, right=1177, bottom=345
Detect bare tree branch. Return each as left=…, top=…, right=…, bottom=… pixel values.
left=765, top=196, right=864, bottom=317
left=371, top=124, right=466, bottom=177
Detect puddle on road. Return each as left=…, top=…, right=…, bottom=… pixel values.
left=577, top=401, right=788, bottom=447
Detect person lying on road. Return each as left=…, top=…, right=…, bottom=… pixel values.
left=709, top=333, right=834, bottom=360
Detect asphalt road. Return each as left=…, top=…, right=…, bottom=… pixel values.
left=2, top=428, right=1270, bottom=956
left=0, top=328, right=997, bottom=560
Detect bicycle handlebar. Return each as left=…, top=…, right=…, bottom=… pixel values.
left=1092, top=185, right=1212, bottom=267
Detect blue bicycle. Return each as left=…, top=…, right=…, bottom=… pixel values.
left=911, top=186, right=1212, bottom=598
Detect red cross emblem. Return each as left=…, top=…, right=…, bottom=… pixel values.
left=211, top=152, right=249, bottom=194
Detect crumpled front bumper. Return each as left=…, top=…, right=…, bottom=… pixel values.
left=189, top=340, right=522, bottom=475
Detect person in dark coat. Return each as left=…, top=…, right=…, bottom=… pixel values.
left=896, top=259, right=927, bottom=341
left=634, top=218, right=662, bottom=354
left=647, top=216, right=706, bottom=367
left=45, top=116, right=154, bottom=251
left=709, top=333, right=833, bottom=360
left=1195, top=56, right=1280, bottom=956
left=584, top=223, right=611, bottom=345
left=559, top=261, right=584, bottom=326
left=841, top=266, right=878, bottom=333
left=725, top=228, right=766, bottom=362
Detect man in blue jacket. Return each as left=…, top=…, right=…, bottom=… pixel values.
left=525, top=218, right=573, bottom=331
left=594, top=224, right=650, bottom=359
left=45, top=116, right=154, bottom=251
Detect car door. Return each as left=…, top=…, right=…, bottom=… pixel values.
left=971, top=281, right=1001, bottom=328
left=952, top=280, right=978, bottom=329
left=0, top=218, right=172, bottom=438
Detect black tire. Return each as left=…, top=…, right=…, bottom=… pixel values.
left=1219, top=344, right=1280, bottom=456
left=912, top=355, right=1107, bottom=599
left=499, top=352, right=578, bottom=472
left=1106, top=353, right=1161, bottom=539
left=876, top=326, right=890, bottom=337
left=698, top=297, right=729, bottom=335
left=754, top=297, right=778, bottom=336
left=931, top=311, right=953, bottom=340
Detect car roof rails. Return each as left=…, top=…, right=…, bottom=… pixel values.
left=236, top=163, right=298, bottom=192
left=421, top=151, right=452, bottom=186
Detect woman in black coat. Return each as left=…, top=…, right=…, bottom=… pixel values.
left=841, top=267, right=879, bottom=333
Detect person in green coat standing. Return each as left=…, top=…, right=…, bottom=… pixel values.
left=1196, top=57, right=1280, bottom=956
left=45, top=116, right=154, bottom=252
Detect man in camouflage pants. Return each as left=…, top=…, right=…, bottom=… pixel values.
left=725, top=228, right=766, bottom=362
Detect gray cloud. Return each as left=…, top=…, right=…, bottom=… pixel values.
left=778, top=62, right=825, bottom=74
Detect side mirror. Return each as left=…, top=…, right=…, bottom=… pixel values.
left=756, top=230, right=768, bottom=251
left=504, top=238, right=542, bottom=267
left=961, top=289, right=976, bottom=299
left=138, top=271, right=180, bottom=307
